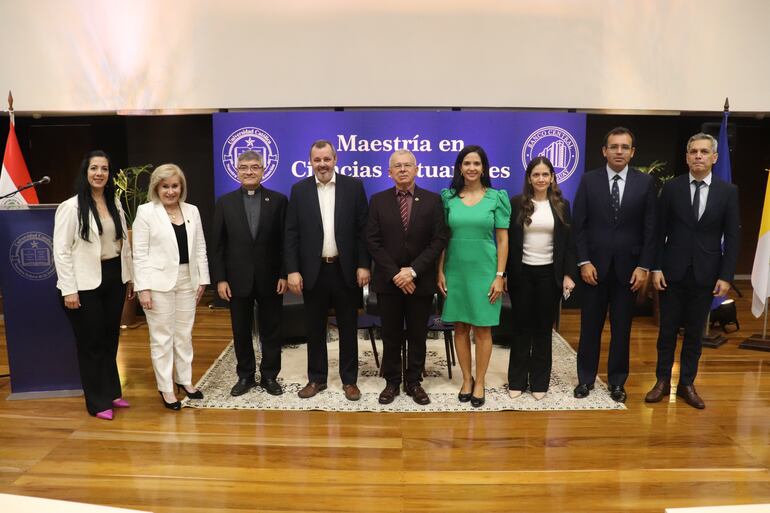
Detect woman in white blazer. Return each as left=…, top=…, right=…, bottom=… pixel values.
left=132, top=164, right=210, bottom=410
left=53, top=150, right=134, bottom=421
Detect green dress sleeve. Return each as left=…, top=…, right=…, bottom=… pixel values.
left=494, top=189, right=512, bottom=229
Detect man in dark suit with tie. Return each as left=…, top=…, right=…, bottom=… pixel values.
left=645, top=133, right=740, bottom=409
left=366, top=150, right=449, bottom=405
left=210, top=150, right=288, bottom=397
left=285, top=140, right=371, bottom=401
left=572, top=127, right=657, bottom=403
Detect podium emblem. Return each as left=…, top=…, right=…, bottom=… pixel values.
left=9, top=231, right=56, bottom=281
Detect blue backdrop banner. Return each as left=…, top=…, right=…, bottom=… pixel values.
left=0, top=206, right=81, bottom=397
left=213, top=111, right=586, bottom=201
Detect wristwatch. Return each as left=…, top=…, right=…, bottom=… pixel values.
left=496, top=271, right=507, bottom=278
left=410, top=268, right=417, bottom=278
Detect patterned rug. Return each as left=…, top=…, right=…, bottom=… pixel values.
left=184, top=330, right=625, bottom=412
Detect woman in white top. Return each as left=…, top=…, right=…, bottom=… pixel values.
left=506, top=157, right=576, bottom=400
left=132, top=164, right=210, bottom=410
left=53, top=150, right=134, bottom=420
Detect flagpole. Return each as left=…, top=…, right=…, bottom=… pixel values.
left=703, top=98, right=731, bottom=348
left=7, top=90, right=14, bottom=125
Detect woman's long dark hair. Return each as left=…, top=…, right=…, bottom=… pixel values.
left=518, top=156, right=569, bottom=227
left=447, top=145, right=493, bottom=197
left=74, top=150, right=123, bottom=242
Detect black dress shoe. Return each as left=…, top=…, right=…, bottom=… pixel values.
left=230, top=378, right=257, bottom=397
left=176, top=383, right=204, bottom=400
left=259, top=378, right=283, bottom=396
left=573, top=383, right=594, bottom=399
left=609, top=385, right=627, bottom=403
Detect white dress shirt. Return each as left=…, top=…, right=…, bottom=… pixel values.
left=315, top=173, right=338, bottom=257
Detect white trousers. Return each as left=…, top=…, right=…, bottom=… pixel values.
left=144, top=264, right=197, bottom=393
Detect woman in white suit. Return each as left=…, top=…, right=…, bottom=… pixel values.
left=53, top=150, right=134, bottom=421
left=132, top=164, right=210, bottom=410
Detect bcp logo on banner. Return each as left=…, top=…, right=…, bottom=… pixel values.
left=521, top=126, right=580, bottom=184
left=222, top=127, right=280, bottom=184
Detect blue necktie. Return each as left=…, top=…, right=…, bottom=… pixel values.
left=610, top=175, right=621, bottom=224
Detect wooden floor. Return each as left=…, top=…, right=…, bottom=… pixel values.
left=1, top=281, right=770, bottom=512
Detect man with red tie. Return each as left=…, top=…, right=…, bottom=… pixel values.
left=366, top=150, right=449, bottom=405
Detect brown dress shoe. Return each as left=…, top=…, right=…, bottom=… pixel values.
left=343, top=384, right=361, bottom=401
left=378, top=383, right=400, bottom=404
left=644, top=380, right=671, bottom=403
left=406, top=383, right=430, bottom=405
left=298, top=382, right=327, bottom=399
left=676, top=383, right=705, bottom=409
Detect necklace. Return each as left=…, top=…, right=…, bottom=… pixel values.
left=165, top=208, right=179, bottom=221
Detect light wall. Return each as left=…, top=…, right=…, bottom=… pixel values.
left=1, top=0, right=768, bottom=113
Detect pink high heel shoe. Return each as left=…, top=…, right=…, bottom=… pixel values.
left=95, top=409, right=114, bottom=420
left=112, top=398, right=130, bottom=408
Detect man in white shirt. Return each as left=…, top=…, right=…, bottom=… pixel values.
left=285, top=140, right=371, bottom=401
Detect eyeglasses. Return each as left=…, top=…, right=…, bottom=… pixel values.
left=237, top=164, right=264, bottom=172
left=606, top=144, right=633, bottom=152
left=392, top=163, right=416, bottom=170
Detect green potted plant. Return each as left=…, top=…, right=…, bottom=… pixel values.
left=114, top=164, right=153, bottom=328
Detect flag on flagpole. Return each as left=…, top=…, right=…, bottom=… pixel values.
left=713, top=108, right=732, bottom=183
left=1, top=99, right=39, bottom=206
left=751, top=173, right=770, bottom=317
left=711, top=100, right=731, bottom=309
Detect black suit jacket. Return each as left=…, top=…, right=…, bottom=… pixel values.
left=507, top=195, right=576, bottom=288
left=366, top=186, right=449, bottom=296
left=572, top=167, right=657, bottom=281
left=209, top=187, right=288, bottom=297
left=284, top=173, right=370, bottom=290
left=655, top=173, right=740, bottom=286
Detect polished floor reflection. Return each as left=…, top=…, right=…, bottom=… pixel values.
left=1, top=281, right=769, bottom=512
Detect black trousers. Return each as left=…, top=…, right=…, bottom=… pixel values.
left=576, top=260, right=635, bottom=387
left=379, top=292, right=433, bottom=387
left=303, top=261, right=360, bottom=385
left=63, top=257, right=125, bottom=415
left=230, top=281, right=283, bottom=381
left=508, top=264, right=560, bottom=392
left=655, top=267, right=713, bottom=385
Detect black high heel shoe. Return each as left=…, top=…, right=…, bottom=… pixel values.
left=458, top=378, right=474, bottom=403
left=470, top=383, right=485, bottom=408
left=159, top=391, right=181, bottom=411
left=176, top=383, right=204, bottom=400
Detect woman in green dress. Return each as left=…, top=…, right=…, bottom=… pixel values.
left=438, top=145, right=510, bottom=407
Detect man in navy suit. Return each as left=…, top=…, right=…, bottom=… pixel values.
left=645, top=133, right=740, bottom=409
left=285, top=140, right=371, bottom=401
left=210, top=150, right=288, bottom=397
left=572, top=127, right=657, bottom=403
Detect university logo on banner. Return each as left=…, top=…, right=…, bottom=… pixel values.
left=221, top=127, right=280, bottom=184
left=521, top=126, right=580, bottom=184
left=8, top=231, right=56, bottom=281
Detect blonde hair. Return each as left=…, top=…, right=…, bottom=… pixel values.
left=148, top=164, right=188, bottom=203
